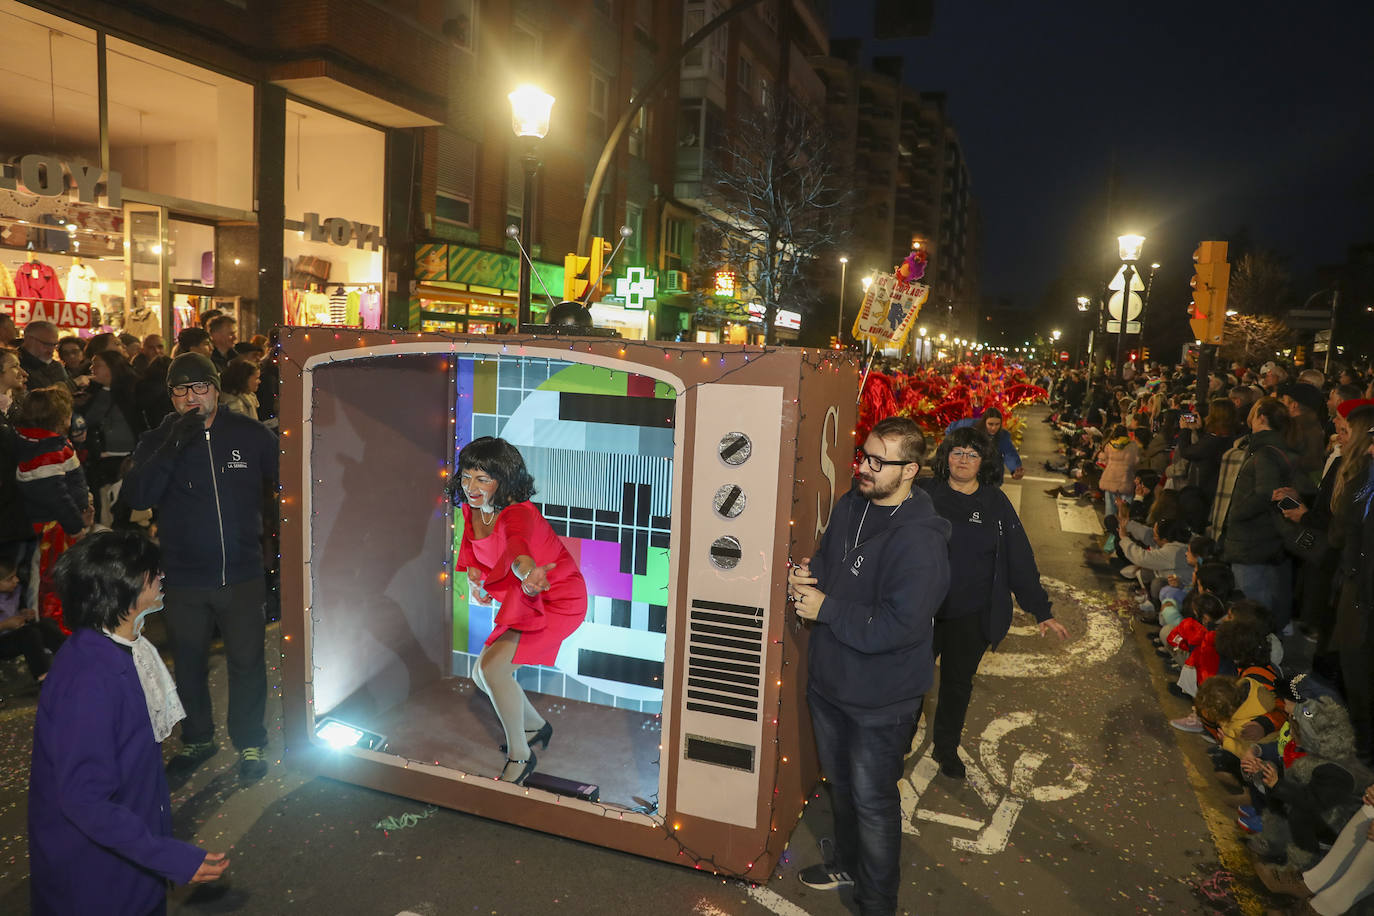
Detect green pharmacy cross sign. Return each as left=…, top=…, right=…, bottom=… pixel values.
left=615, top=267, right=656, bottom=310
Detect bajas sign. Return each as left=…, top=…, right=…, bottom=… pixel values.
left=0, top=298, right=97, bottom=329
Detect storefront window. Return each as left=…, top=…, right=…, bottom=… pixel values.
left=106, top=37, right=253, bottom=212
left=281, top=100, right=385, bottom=329
left=0, top=1, right=99, bottom=166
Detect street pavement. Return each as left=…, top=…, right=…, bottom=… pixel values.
left=0, top=405, right=1290, bottom=915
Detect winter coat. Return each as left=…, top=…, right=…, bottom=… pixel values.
left=13, top=426, right=88, bottom=535
left=919, top=478, right=1053, bottom=646
left=1097, top=438, right=1140, bottom=493
left=29, top=629, right=205, bottom=914
left=807, top=487, right=951, bottom=724
left=121, top=407, right=278, bottom=588
left=1120, top=537, right=1191, bottom=582
left=1221, top=429, right=1298, bottom=565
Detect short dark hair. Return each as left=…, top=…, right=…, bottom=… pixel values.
left=176, top=327, right=211, bottom=353
left=451, top=437, right=536, bottom=509
left=1250, top=396, right=1289, bottom=433
left=208, top=314, right=237, bottom=335
left=220, top=357, right=260, bottom=395
left=1188, top=534, right=1218, bottom=562
left=16, top=385, right=73, bottom=432
left=51, top=530, right=160, bottom=632
left=931, top=426, right=1001, bottom=484
left=869, top=416, right=927, bottom=465
left=1154, top=517, right=1190, bottom=544
left=1195, top=561, right=1235, bottom=596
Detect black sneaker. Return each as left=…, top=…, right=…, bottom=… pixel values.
left=798, top=863, right=854, bottom=890
left=239, top=746, right=268, bottom=781
left=166, top=740, right=217, bottom=783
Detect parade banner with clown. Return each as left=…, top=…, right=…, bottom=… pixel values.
left=852, top=250, right=930, bottom=349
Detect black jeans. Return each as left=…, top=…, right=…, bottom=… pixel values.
left=164, top=577, right=268, bottom=750
left=932, top=613, right=990, bottom=758
left=808, top=689, right=921, bottom=916
left=0, top=621, right=49, bottom=679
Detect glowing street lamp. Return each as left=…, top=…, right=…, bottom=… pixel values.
left=837, top=256, right=848, bottom=344
left=509, top=85, right=556, bottom=327
left=1115, top=233, right=1145, bottom=379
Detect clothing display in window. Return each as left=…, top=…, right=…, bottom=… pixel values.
left=14, top=261, right=64, bottom=300
left=328, top=287, right=348, bottom=325
left=0, top=263, right=14, bottom=298
left=65, top=262, right=98, bottom=304
left=359, top=289, right=382, bottom=329
left=346, top=290, right=361, bottom=326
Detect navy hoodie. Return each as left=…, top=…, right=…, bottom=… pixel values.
left=807, top=486, right=952, bottom=723
left=122, top=406, right=278, bottom=588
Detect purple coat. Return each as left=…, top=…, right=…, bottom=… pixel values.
left=29, top=628, right=204, bottom=915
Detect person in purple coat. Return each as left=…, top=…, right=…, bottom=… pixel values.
left=28, top=531, right=229, bottom=915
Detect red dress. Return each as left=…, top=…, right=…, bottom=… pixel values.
left=457, top=501, right=587, bottom=667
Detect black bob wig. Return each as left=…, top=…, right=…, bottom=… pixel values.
left=450, top=436, right=537, bottom=509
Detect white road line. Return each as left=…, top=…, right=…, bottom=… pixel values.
left=976, top=577, right=1125, bottom=678
left=1019, top=474, right=1071, bottom=484
left=745, top=885, right=816, bottom=916
left=1057, top=499, right=1102, bottom=534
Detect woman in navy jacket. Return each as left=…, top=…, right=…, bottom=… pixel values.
left=919, top=426, right=1069, bottom=780
left=28, top=531, right=227, bottom=914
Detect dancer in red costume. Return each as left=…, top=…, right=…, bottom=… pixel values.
left=449, top=437, right=588, bottom=785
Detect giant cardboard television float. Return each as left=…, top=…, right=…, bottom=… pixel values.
left=277, top=329, right=859, bottom=879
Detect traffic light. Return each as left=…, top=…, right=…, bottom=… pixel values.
left=564, top=252, right=592, bottom=302
left=1189, top=241, right=1231, bottom=345
left=563, top=236, right=613, bottom=303
left=588, top=236, right=611, bottom=302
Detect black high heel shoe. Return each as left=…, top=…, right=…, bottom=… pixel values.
left=500, top=721, right=553, bottom=754
left=499, top=750, right=537, bottom=785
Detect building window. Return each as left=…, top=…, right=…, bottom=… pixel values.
left=589, top=71, right=610, bottom=139
left=665, top=217, right=688, bottom=265
left=738, top=55, right=752, bottom=91
left=436, top=128, right=476, bottom=228
left=683, top=7, right=704, bottom=67
left=627, top=98, right=648, bottom=157
left=442, top=0, right=476, bottom=53
left=708, top=1, right=727, bottom=80
left=759, top=77, right=772, bottom=111
left=509, top=19, right=541, bottom=71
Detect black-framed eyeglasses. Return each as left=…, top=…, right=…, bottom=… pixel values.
left=169, top=381, right=212, bottom=397
left=854, top=449, right=912, bottom=472
left=948, top=449, right=982, bottom=462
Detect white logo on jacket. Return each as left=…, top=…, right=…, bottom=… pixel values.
left=969, top=511, right=982, bottom=524
left=850, top=554, right=864, bottom=576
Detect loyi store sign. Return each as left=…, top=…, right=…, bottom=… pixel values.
left=1, top=154, right=122, bottom=207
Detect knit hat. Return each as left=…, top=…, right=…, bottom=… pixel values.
left=167, top=352, right=220, bottom=390
left=1337, top=398, right=1374, bottom=419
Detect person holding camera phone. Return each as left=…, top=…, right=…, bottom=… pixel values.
left=1177, top=399, right=1240, bottom=506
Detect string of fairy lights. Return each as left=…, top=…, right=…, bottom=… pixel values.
left=270, top=324, right=861, bottom=882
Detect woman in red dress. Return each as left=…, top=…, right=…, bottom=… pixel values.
left=450, top=437, right=587, bottom=784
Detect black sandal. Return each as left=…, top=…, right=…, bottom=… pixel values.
left=499, top=750, right=537, bottom=785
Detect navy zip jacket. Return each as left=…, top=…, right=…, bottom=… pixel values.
left=807, top=486, right=951, bottom=724
left=122, top=407, right=278, bottom=588
left=919, top=478, right=1053, bottom=647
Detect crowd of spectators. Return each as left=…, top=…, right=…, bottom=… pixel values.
left=1041, top=357, right=1374, bottom=913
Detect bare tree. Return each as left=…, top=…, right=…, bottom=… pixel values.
left=1227, top=251, right=1292, bottom=317
left=696, top=100, right=850, bottom=345
left=1220, top=313, right=1293, bottom=365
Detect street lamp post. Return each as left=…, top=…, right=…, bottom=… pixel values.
left=1076, top=296, right=1091, bottom=369
left=837, top=256, right=848, bottom=345
left=508, top=85, right=555, bottom=329
left=1115, top=234, right=1145, bottom=380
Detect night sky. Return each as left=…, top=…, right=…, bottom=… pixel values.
left=832, top=0, right=1374, bottom=332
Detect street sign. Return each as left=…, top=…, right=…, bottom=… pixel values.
left=1108, top=266, right=1146, bottom=292
left=1105, top=320, right=1141, bottom=334
left=1059, top=351, right=1069, bottom=362
left=1314, top=329, right=1331, bottom=353
left=1107, top=290, right=1142, bottom=321
left=1285, top=308, right=1333, bottom=331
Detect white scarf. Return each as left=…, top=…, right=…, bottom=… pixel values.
left=105, top=631, right=185, bottom=743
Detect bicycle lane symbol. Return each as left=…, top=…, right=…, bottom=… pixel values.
left=900, top=710, right=1093, bottom=854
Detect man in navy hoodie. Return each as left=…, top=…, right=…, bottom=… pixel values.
left=122, top=353, right=278, bottom=783
left=789, top=416, right=951, bottom=915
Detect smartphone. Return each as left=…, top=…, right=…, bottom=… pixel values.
left=1277, top=496, right=1302, bottom=511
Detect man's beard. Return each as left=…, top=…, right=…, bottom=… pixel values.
left=857, top=472, right=901, bottom=502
